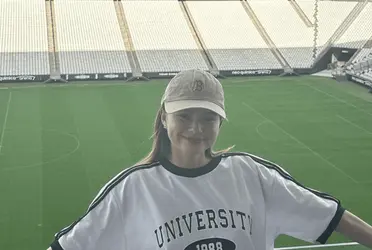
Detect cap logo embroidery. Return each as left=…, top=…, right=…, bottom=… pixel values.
left=191, top=80, right=204, bottom=92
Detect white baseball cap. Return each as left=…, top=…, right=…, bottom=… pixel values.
left=161, top=69, right=227, bottom=120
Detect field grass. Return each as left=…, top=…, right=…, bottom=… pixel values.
left=0, top=75, right=371, bottom=250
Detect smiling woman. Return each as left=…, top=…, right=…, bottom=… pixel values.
left=161, top=108, right=222, bottom=168
left=47, top=69, right=372, bottom=250
left=135, top=69, right=232, bottom=170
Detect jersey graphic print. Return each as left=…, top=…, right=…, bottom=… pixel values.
left=185, top=238, right=235, bottom=250
left=154, top=208, right=253, bottom=250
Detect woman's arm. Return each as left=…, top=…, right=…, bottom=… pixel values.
left=336, top=210, right=372, bottom=249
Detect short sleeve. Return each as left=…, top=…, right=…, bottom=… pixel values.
left=255, top=160, right=345, bottom=244
left=50, top=188, right=125, bottom=250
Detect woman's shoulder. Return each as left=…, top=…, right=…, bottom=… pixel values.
left=220, top=151, right=271, bottom=164
left=220, top=151, right=289, bottom=175
left=90, top=161, right=162, bottom=201
left=98, top=160, right=161, bottom=190
left=114, top=160, right=162, bottom=181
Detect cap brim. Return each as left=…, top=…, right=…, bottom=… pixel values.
left=164, top=100, right=227, bottom=120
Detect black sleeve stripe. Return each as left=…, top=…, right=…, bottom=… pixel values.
left=316, top=205, right=345, bottom=244
left=255, top=156, right=340, bottom=203
left=50, top=239, right=64, bottom=250
left=223, top=152, right=341, bottom=204
left=253, top=155, right=341, bottom=204
left=54, top=161, right=160, bottom=240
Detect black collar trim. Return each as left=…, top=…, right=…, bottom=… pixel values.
left=159, top=155, right=222, bottom=177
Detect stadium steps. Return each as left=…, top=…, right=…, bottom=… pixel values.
left=45, top=0, right=61, bottom=80
left=114, top=1, right=142, bottom=77
left=346, top=34, right=372, bottom=67
left=365, top=36, right=372, bottom=48
left=347, top=47, right=365, bottom=67
left=313, top=0, right=368, bottom=66
left=289, top=0, right=313, bottom=28
left=180, top=1, right=220, bottom=75
left=240, top=0, right=291, bottom=70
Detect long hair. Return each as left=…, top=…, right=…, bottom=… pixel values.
left=135, top=104, right=235, bottom=165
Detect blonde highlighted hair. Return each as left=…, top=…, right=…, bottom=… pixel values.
left=136, top=104, right=234, bottom=165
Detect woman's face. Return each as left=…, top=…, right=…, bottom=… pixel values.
left=162, top=108, right=221, bottom=155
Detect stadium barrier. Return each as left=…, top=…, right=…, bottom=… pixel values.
left=61, top=73, right=131, bottom=82
left=0, top=68, right=316, bottom=83
left=143, top=72, right=180, bottom=78
left=223, top=69, right=281, bottom=76
left=0, top=75, right=49, bottom=83
left=347, top=74, right=372, bottom=88
left=142, top=69, right=287, bottom=79
left=222, top=68, right=313, bottom=76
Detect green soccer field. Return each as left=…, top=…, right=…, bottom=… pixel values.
left=0, top=75, right=371, bottom=250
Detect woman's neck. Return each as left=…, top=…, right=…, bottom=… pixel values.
left=168, top=149, right=211, bottom=169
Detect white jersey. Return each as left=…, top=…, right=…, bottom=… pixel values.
left=50, top=152, right=345, bottom=250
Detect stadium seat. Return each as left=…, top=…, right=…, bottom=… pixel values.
left=352, top=49, right=372, bottom=65
left=250, top=0, right=355, bottom=68
left=334, top=3, right=372, bottom=48
left=186, top=1, right=282, bottom=70
left=296, top=0, right=357, bottom=46
left=0, top=0, right=49, bottom=76
left=122, top=0, right=208, bottom=72
left=249, top=0, right=314, bottom=68
left=54, top=0, right=132, bottom=74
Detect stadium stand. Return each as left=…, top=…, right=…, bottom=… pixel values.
left=185, top=1, right=282, bottom=71
left=250, top=0, right=356, bottom=69
left=334, top=3, right=372, bottom=49
left=296, top=0, right=357, bottom=46
left=351, top=48, right=372, bottom=66
left=122, top=0, right=209, bottom=73
left=249, top=0, right=315, bottom=69
left=54, top=0, right=132, bottom=75
left=365, top=69, right=372, bottom=80
left=0, top=0, right=49, bottom=76
left=0, top=0, right=371, bottom=88
left=347, top=48, right=372, bottom=74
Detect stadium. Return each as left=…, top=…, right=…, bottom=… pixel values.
left=0, top=0, right=371, bottom=250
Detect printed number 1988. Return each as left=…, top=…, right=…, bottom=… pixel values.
left=196, top=242, right=223, bottom=250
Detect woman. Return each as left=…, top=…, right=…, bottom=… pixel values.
left=48, top=69, right=372, bottom=250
